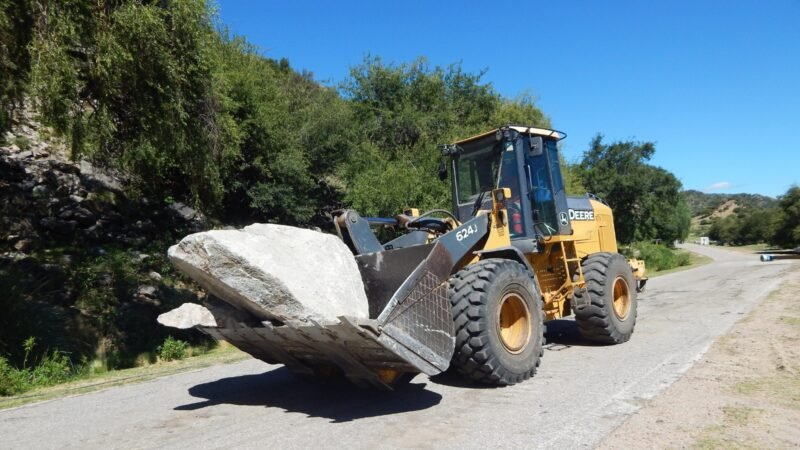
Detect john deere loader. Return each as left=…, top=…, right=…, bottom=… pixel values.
left=160, top=125, right=647, bottom=389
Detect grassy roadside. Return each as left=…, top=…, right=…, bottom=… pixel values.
left=648, top=250, right=713, bottom=278
left=0, top=342, right=248, bottom=410
left=624, top=242, right=713, bottom=279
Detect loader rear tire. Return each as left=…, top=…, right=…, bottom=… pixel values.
left=574, top=252, right=637, bottom=344
left=448, top=259, right=544, bottom=385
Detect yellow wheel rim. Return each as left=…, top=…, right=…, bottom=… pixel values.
left=612, top=276, right=631, bottom=320
left=498, top=293, right=532, bottom=354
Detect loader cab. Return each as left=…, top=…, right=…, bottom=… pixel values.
left=445, top=125, right=572, bottom=240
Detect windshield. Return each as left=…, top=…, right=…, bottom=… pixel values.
left=456, top=143, right=501, bottom=203
left=455, top=137, right=520, bottom=210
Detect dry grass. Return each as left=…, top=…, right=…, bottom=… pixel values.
left=599, top=269, right=800, bottom=449
left=710, top=200, right=739, bottom=219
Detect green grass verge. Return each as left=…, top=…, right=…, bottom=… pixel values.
left=0, top=342, right=248, bottom=410
left=649, top=250, right=713, bottom=278
left=625, top=242, right=705, bottom=274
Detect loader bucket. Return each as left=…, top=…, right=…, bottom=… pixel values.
left=160, top=214, right=490, bottom=389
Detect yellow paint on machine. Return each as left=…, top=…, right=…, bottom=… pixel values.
left=458, top=194, right=643, bottom=322
left=569, top=199, right=618, bottom=258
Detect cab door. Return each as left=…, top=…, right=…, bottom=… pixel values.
left=525, top=136, right=572, bottom=236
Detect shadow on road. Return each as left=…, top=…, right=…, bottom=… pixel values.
left=177, top=321, right=600, bottom=410
left=544, top=319, right=602, bottom=347
left=174, top=367, right=442, bottom=422
left=428, top=368, right=503, bottom=389
left=428, top=319, right=600, bottom=388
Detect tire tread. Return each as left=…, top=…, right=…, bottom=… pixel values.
left=449, top=259, right=544, bottom=385
left=573, top=252, right=637, bottom=344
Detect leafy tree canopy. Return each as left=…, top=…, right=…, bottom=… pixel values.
left=578, top=135, right=691, bottom=244
left=770, top=186, right=800, bottom=248
left=339, top=56, right=550, bottom=217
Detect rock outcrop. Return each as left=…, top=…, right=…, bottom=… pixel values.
left=168, top=224, right=370, bottom=324
left=1, top=123, right=207, bottom=258
left=0, top=106, right=211, bottom=364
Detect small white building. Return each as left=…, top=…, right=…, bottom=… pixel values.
left=700, top=236, right=710, bottom=245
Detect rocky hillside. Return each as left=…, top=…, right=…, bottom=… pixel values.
left=683, top=189, right=776, bottom=218
left=0, top=114, right=210, bottom=369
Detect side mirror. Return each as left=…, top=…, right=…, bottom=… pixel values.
left=528, top=136, right=543, bottom=156
left=437, top=160, right=448, bottom=181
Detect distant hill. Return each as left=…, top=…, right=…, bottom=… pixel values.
left=683, top=190, right=776, bottom=218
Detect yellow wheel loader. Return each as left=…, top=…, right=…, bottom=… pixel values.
left=162, top=125, right=647, bottom=389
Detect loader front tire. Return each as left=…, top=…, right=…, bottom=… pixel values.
left=574, top=252, right=638, bottom=344
left=448, top=259, right=544, bottom=385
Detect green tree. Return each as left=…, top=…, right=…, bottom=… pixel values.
left=559, top=153, right=586, bottom=196
left=578, top=135, right=690, bottom=244
left=213, top=39, right=354, bottom=224
left=29, top=0, right=228, bottom=209
left=490, top=92, right=549, bottom=127
left=708, top=215, right=739, bottom=244
left=339, top=56, right=550, bottom=216
left=770, top=186, right=800, bottom=248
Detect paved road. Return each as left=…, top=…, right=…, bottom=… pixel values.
left=2, top=244, right=797, bottom=449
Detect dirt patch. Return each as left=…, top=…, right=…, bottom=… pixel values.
left=598, top=264, right=800, bottom=449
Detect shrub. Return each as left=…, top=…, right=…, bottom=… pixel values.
left=29, top=351, right=73, bottom=386
left=625, top=241, right=692, bottom=272
left=0, top=356, right=29, bottom=396
left=157, top=336, right=187, bottom=362
left=0, top=338, right=78, bottom=397
left=674, top=251, right=691, bottom=267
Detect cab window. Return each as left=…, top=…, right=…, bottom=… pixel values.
left=527, top=139, right=559, bottom=234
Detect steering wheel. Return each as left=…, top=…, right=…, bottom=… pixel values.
left=413, top=218, right=450, bottom=233
left=397, top=209, right=457, bottom=235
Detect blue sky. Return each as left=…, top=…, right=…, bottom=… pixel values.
left=218, top=0, right=799, bottom=197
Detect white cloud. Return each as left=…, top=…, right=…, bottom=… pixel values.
left=707, top=181, right=732, bottom=191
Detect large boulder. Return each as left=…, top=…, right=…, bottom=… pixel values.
left=167, top=224, right=369, bottom=324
